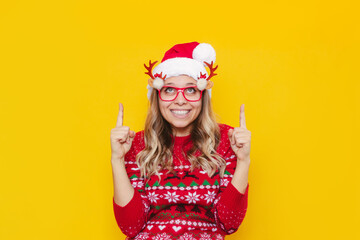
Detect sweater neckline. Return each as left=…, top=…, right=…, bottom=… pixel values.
left=172, top=134, right=191, bottom=144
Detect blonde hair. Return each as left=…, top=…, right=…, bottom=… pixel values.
left=136, top=88, right=227, bottom=182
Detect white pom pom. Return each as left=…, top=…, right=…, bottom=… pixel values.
left=197, top=79, right=207, bottom=90
left=153, top=78, right=164, bottom=89
left=193, top=43, right=216, bottom=65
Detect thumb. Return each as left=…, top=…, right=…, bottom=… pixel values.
left=129, top=130, right=135, bottom=138
left=126, top=131, right=135, bottom=144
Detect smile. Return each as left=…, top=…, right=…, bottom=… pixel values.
left=170, top=110, right=191, bottom=116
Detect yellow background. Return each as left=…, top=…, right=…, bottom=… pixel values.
left=1, top=0, right=359, bottom=239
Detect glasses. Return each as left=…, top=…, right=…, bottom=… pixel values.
left=158, top=85, right=203, bottom=102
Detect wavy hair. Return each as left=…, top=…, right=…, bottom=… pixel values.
left=136, top=87, right=227, bottom=182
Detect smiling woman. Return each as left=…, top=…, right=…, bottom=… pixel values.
left=110, top=42, right=251, bottom=240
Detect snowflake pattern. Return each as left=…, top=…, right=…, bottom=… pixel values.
left=185, top=192, right=200, bottom=204
left=153, top=232, right=172, bottom=240
left=220, top=178, right=229, bottom=187
left=199, top=232, right=212, bottom=240
left=142, top=200, right=150, bottom=213
left=135, top=232, right=149, bottom=240
left=164, top=191, right=180, bottom=203
left=147, top=192, right=160, bottom=203
left=179, top=232, right=196, bottom=240
left=131, top=181, right=144, bottom=188
left=215, top=233, right=224, bottom=240
left=204, top=191, right=217, bottom=204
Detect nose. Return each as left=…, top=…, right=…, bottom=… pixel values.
left=174, top=90, right=187, bottom=105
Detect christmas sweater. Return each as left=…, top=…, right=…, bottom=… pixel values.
left=113, top=123, right=249, bottom=240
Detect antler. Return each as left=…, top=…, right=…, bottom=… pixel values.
left=144, top=60, right=158, bottom=79
left=204, top=61, right=218, bottom=80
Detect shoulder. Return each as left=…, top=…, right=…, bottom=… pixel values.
left=134, top=130, right=145, bottom=149
left=216, top=123, right=234, bottom=155
left=218, top=123, right=234, bottom=133
left=216, top=124, right=237, bottom=171
left=134, top=130, right=145, bottom=142
left=125, top=130, right=145, bottom=159
left=218, top=123, right=234, bottom=140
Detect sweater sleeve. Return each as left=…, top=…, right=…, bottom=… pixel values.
left=211, top=124, right=249, bottom=235
left=112, top=132, right=151, bottom=238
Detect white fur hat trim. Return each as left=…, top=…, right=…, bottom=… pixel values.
left=153, top=57, right=208, bottom=81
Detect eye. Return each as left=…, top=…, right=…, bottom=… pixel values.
left=164, top=87, right=175, bottom=93
left=185, top=87, right=196, bottom=94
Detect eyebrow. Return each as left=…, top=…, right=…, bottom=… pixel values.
left=166, top=82, right=196, bottom=86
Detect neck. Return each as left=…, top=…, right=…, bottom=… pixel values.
left=172, top=126, right=192, bottom=137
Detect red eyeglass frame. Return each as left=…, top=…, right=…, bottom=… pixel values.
left=157, top=85, right=204, bottom=102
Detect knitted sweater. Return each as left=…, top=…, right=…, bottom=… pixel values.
left=113, top=123, right=249, bottom=240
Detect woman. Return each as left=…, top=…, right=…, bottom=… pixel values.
left=111, top=42, right=251, bottom=240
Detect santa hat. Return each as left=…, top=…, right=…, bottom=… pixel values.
left=144, top=41, right=218, bottom=99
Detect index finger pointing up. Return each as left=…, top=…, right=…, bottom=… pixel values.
left=116, top=103, right=124, bottom=127
left=239, top=104, right=247, bottom=129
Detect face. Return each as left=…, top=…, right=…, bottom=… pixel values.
left=158, top=75, right=202, bottom=136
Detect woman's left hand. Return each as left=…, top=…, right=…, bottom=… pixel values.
left=228, top=104, right=251, bottom=163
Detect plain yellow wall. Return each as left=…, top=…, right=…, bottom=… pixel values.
left=1, top=0, right=359, bottom=239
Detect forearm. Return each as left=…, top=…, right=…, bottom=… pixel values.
left=212, top=157, right=249, bottom=234
left=111, top=157, right=135, bottom=207
left=231, top=158, right=250, bottom=194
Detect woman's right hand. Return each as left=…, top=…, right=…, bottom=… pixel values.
left=110, top=103, right=135, bottom=161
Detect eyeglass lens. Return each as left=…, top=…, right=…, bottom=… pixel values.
left=160, top=87, right=201, bottom=101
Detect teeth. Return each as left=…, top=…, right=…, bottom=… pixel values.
left=171, top=110, right=190, bottom=115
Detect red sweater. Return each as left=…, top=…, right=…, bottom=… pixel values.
left=113, top=124, right=249, bottom=240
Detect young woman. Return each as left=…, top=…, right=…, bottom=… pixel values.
left=111, top=42, right=251, bottom=240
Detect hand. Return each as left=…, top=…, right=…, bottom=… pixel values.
left=110, top=103, right=135, bottom=161
left=228, top=104, right=251, bottom=163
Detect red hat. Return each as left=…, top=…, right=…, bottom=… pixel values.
left=144, top=42, right=218, bottom=99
